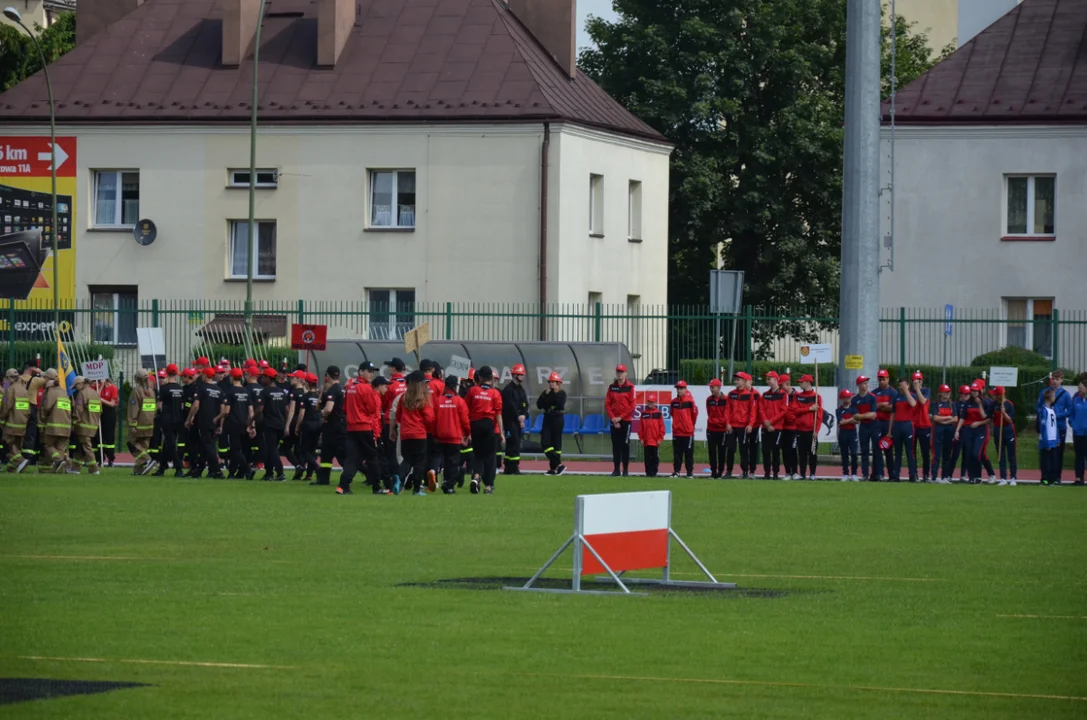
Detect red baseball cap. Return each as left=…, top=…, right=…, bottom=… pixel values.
left=246, top=367, right=260, bottom=377
left=855, top=375, right=870, bottom=385
left=305, top=373, right=318, bottom=384
left=245, top=358, right=257, bottom=368
left=959, top=385, right=971, bottom=395
left=157, top=369, right=167, bottom=378
left=263, top=368, right=278, bottom=379
left=258, top=360, right=271, bottom=369
left=799, top=374, right=814, bottom=383
left=219, top=358, right=231, bottom=368
left=912, top=371, right=923, bottom=380
left=839, top=389, right=852, bottom=399
left=675, top=380, right=688, bottom=388
left=165, top=363, right=179, bottom=375
left=193, top=356, right=210, bottom=367
left=202, top=367, right=216, bottom=378
left=181, top=368, right=196, bottom=378
left=547, top=372, right=563, bottom=384
left=970, top=381, right=984, bottom=392
left=991, top=386, right=1006, bottom=395
left=976, top=379, right=987, bottom=389
left=938, top=384, right=951, bottom=393
left=778, top=374, right=791, bottom=383
left=765, top=371, right=779, bottom=379
left=615, top=364, right=627, bottom=373
left=288, top=370, right=306, bottom=379
left=230, top=368, right=244, bottom=379
left=708, top=378, right=722, bottom=387
left=877, top=369, right=890, bottom=378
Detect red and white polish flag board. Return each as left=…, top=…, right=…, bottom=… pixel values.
left=577, top=491, right=671, bottom=575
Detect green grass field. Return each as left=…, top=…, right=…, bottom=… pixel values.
left=2, top=472, right=1085, bottom=719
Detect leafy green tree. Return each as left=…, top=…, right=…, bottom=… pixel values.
left=0, top=12, right=75, bottom=92
left=580, top=1, right=945, bottom=319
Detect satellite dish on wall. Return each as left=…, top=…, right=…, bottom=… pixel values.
left=133, top=219, right=157, bottom=246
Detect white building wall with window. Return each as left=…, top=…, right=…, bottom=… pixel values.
left=44, top=124, right=669, bottom=314
left=879, top=126, right=1087, bottom=314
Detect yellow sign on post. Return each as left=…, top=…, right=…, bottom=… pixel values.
left=845, top=354, right=864, bottom=370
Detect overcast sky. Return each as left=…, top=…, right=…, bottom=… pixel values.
left=577, top=0, right=618, bottom=52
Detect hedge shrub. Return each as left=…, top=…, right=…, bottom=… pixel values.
left=6, top=341, right=115, bottom=370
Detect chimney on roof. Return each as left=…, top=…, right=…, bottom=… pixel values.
left=317, top=0, right=357, bottom=67
left=506, top=0, right=577, bottom=80
left=76, top=0, right=144, bottom=45
left=222, top=0, right=262, bottom=67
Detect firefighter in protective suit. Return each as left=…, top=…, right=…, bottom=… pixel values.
left=38, top=369, right=72, bottom=473
left=69, top=376, right=102, bottom=475
left=1, top=369, right=32, bottom=473
left=128, top=369, right=159, bottom=475
left=501, top=363, right=529, bottom=474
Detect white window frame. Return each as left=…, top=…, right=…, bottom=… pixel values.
left=367, top=288, right=416, bottom=340
left=1004, top=174, right=1056, bottom=238
left=92, top=170, right=140, bottom=228
left=228, top=220, right=277, bottom=280
left=628, top=180, right=642, bottom=241
left=90, top=289, right=138, bottom=346
left=589, top=174, right=604, bottom=237
left=1002, top=297, right=1054, bottom=358
left=368, top=169, right=416, bottom=229
left=228, top=168, right=279, bottom=188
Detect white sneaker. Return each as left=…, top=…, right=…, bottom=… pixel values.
left=842, top=475, right=849, bottom=482
left=809, top=474, right=816, bottom=481
left=783, top=474, right=792, bottom=481
left=987, top=475, right=997, bottom=485
left=997, top=479, right=1008, bottom=486
left=1009, top=479, right=1017, bottom=486
left=852, top=475, right=860, bottom=482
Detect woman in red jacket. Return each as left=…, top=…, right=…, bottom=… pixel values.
left=670, top=380, right=698, bottom=478
left=705, top=379, right=728, bottom=478
left=392, top=371, right=435, bottom=496
left=793, top=374, right=823, bottom=480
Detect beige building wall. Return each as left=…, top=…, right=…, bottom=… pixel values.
left=0, top=0, right=48, bottom=31
left=892, top=0, right=960, bottom=51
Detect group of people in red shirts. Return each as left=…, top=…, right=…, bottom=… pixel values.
left=339, top=359, right=566, bottom=497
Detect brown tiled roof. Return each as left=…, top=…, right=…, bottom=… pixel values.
left=882, top=0, right=1087, bottom=124
left=0, top=0, right=666, bottom=142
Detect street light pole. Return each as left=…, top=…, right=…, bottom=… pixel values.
left=5, top=7, right=59, bottom=337
left=245, top=0, right=268, bottom=349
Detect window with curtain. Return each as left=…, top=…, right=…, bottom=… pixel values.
left=229, top=220, right=277, bottom=279
left=369, top=170, right=416, bottom=228
left=1005, top=175, right=1055, bottom=237
left=93, top=170, right=140, bottom=227
left=90, top=288, right=138, bottom=345
left=1004, top=297, right=1054, bottom=358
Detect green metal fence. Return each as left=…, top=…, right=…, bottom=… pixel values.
left=3, top=299, right=1085, bottom=382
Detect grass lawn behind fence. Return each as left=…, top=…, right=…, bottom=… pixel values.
left=1, top=471, right=1085, bottom=719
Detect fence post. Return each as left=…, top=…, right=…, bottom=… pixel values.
left=1052, top=308, right=1060, bottom=371
left=445, top=302, right=453, bottom=340
left=297, top=298, right=305, bottom=325
left=151, top=299, right=159, bottom=328
left=745, top=305, right=754, bottom=374
left=594, top=302, right=602, bottom=343
left=898, top=307, right=906, bottom=377
left=7, top=302, right=14, bottom=370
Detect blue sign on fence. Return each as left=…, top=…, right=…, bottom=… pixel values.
left=945, top=304, right=954, bottom=336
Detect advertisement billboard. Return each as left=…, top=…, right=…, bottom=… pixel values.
left=0, top=136, right=77, bottom=309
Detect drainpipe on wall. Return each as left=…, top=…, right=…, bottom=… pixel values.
left=538, top=122, right=550, bottom=341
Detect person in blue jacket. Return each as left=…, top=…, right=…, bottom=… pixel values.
left=1037, top=370, right=1073, bottom=482
left=1071, top=373, right=1087, bottom=486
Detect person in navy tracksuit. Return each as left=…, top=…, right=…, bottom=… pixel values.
left=888, top=378, right=918, bottom=481
left=1037, top=371, right=1073, bottom=483
left=1070, top=373, right=1087, bottom=486
left=909, top=372, right=932, bottom=481
left=836, top=390, right=858, bottom=480
left=930, top=385, right=957, bottom=483
left=850, top=376, right=881, bottom=481
left=990, top=386, right=1016, bottom=485
left=874, top=370, right=896, bottom=477
left=955, top=382, right=992, bottom=484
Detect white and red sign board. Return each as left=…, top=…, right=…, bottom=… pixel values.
left=80, top=359, right=110, bottom=381
left=577, top=491, right=670, bottom=575
left=632, top=385, right=841, bottom=443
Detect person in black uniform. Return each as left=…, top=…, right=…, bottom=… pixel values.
left=184, top=368, right=224, bottom=479
left=259, top=368, right=289, bottom=481
left=313, top=366, right=346, bottom=487
left=154, top=364, right=186, bottom=477
left=243, top=367, right=264, bottom=478
left=537, top=372, right=567, bottom=475
left=295, top=372, right=322, bottom=481
left=181, top=370, right=202, bottom=475
left=221, top=369, right=253, bottom=479
left=281, top=365, right=307, bottom=471
left=215, top=363, right=233, bottom=464
left=501, top=363, right=529, bottom=475
left=96, top=376, right=119, bottom=467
